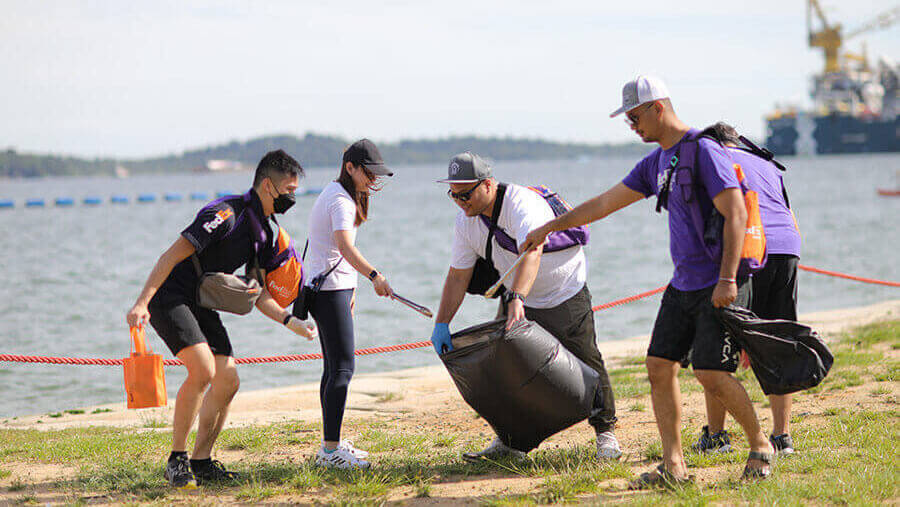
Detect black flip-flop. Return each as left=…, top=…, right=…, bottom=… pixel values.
left=741, top=450, right=775, bottom=480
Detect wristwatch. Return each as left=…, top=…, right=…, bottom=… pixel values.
left=368, top=269, right=379, bottom=281
left=503, top=291, right=525, bottom=305
left=283, top=314, right=294, bottom=326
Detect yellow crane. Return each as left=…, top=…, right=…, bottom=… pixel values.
left=807, top=1, right=899, bottom=74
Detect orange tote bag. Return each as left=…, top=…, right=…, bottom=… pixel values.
left=123, top=325, right=168, bottom=409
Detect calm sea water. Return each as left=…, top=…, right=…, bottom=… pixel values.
left=1, top=154, right=898, bottom=418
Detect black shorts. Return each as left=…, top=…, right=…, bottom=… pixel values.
left=751, top=254, right=799, bottom=321
left=648, top=280, right=751, bottom=372
left=148, top=291, right=232, bottom=357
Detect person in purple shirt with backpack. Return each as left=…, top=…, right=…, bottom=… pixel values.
left=523, top=76, right=776, bottom=487
left=691, top=122, right=802, bottom=457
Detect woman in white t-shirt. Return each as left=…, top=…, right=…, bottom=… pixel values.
left=305, top=139, right=394, bottom=470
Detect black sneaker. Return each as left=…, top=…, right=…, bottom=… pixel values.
left=770, top=433, right=795, bottom=455
left=164, top=455, right=198, bottom=489
left=192, top=459, right=240, bottom=484
left=692, top=425, right=733, bottom=454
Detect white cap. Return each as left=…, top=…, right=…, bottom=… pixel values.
left=609, top=75, right=670, bottom=118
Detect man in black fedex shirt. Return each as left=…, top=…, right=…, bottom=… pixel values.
left=126, top=150, right=316, bottom=488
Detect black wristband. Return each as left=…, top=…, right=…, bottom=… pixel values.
left=283, top=314, right=293, bottom=326
left=368, top=269, right=379, bottom=281
left=503, top=291, right=525, bottom=304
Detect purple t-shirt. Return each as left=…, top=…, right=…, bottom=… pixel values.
left=622, top=130, right=740, bottom=291
left=727, top=148, right=801, bottom=257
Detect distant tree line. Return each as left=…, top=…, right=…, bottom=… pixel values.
left=1, top=133, right=647, bottom=178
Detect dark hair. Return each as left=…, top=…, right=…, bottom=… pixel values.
left=709, top=122, right=741, bottom=146
left=337, top=161, right=368, bottom=227
left=253, top=149, right=303, bottom=188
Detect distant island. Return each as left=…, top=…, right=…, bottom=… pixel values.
left=0, top=133, right=647, bottom=178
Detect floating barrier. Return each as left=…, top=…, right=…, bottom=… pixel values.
left=8, top=189, right=320, bottom=209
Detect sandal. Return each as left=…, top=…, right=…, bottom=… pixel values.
left=741, top=450, right=774, bottom=480
left=628, top=464, right=694, bottom=490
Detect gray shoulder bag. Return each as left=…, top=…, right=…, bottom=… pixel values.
left=192, top=254, right=264, bottom=315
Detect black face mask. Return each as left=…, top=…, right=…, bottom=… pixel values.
left=269, top=181, right=296, bottom=214
left=272, top=192, right=296, bottom=214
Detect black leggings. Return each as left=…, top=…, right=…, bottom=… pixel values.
left=309, top=289, right=355, bottom=442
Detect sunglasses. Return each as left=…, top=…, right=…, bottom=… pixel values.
left=625, top=102, right=655, bottom=126
left=447, top=180, right=484, bottom=202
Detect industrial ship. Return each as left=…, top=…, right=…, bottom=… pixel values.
left=765, top=2, right=899, bottom=155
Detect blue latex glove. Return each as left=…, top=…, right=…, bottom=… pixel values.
left=431, top=323, right=452, bottom=355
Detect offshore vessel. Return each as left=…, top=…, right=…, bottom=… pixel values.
left=765, top=2, right=899, bottom=155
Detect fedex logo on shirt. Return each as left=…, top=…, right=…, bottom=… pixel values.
left=203, top=209, right=234, bottom=233
left=268, top=279, right=290, bottom=299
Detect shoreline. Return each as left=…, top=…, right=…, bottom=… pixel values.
left=2, top=298, right=898, bottom=431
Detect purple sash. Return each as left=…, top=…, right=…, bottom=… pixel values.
left=479, top=185, right=589, bottom=255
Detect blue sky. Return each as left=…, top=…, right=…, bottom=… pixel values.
left=1, top=0, right=897, bottom=158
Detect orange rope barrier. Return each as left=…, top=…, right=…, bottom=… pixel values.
left=798, top=264, right=900, bottom=287
left=0, top=264, right=895, bottom=367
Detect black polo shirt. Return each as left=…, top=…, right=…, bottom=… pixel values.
left=154, top=189, right=275, bottom=303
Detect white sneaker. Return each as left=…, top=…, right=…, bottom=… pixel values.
left=338, top=439, right=369, bottom=459
left=462, top=437, right=527, bottom=462
left=596, top=430, right=623, bottom=460
left=315, top=446, right=371, bottom=470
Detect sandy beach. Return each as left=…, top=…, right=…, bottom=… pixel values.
left=5, top=299, right=897, bottom=431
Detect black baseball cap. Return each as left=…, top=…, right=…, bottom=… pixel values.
left=343, top=139, right=393, bottom=176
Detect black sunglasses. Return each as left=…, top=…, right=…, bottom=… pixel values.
left=625, top=102, right=655, bottom=126
left=447, top=180, right=484, bottom=202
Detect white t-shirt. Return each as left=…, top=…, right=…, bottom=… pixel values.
left=450, top=183, right=587, bottom=309
left=304, top=181, right=358, bottom=290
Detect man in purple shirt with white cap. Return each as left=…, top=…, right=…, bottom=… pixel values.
left=522, top=75, right=775, bottom=487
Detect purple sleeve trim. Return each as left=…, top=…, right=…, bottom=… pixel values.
left=181, top=231, right=203, bottom=252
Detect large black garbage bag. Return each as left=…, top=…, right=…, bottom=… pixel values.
left=718, top=305, right=834, bottom=395
left=440, top=319, right=601, bottom=452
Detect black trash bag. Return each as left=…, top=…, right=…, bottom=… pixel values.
left=440, top=319, right=601, bottom=452
left=718, top=305, right=834, bottom=395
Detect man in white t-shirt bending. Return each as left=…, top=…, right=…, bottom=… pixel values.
left=430, top=151, right=621, bottom=462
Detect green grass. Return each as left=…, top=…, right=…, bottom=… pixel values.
left=0, top=319, right=896, bottom=504
left=375, top=391, right=403, bottom=403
